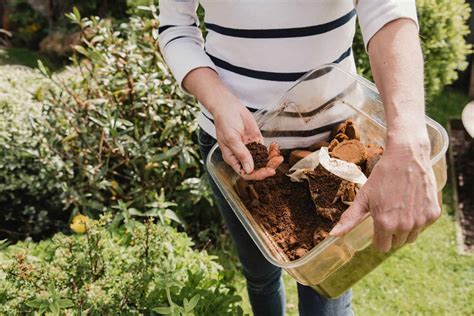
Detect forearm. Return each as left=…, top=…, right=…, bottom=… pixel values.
left=368, top=18, right=429, bottom=151
left=183, top=67, right=240, bottom=116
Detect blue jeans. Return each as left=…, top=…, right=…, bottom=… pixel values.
left=198, top=129, right=353, bottom=316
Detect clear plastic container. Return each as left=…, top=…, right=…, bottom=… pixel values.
left=206, top=64, right=449, bottom=298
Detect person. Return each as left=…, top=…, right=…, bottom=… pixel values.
left=158, top=1, right=441, bottom=315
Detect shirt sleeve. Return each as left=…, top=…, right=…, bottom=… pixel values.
left=158, top=0, right=218, bottom=91
left=355, top=0, right=419, bottom=52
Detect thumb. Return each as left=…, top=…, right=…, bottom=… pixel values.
left=330, top=192, right=368, bottom=236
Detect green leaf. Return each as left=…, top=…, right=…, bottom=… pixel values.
left=150, top=147, right=181, bottom=162
left=153, top=306, right=172, bottom=314
left=73, top=45, right=89, bottom=56
left=57, top=298, right=74, bottom=308
left=184, top=295, right=200, bottom=312
left=25, top=298, right=44, bottom=308
left=37, top=60, right=50, bottom=77
left=49, top=301, right=60, bottom=314
left=72, top=7, right=81, bottom=21
left=164, top=209, right=182, bottom=224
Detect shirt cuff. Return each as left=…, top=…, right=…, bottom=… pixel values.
left=358, top=1, right=419, bottom=52
left=161, top=39, right=219, bottom=94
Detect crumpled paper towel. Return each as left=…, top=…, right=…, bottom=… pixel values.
left=288, top=147, right=367, bottom=185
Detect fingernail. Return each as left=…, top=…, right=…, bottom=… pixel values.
left=243, top=162, right=252, bottom=174
left=329, top=224, right=342, bottom=236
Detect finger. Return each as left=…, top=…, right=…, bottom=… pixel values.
left=221, top=145, right=244, bottom=175
left=226, top=137, right=254, bottom=174
left=268, top=142, right=281, bottom=160
left=373, top=228, right=393, bottom=253
left=330, top=192, right=368, bottom=236
left=406, top=228, right=421, bottom=244
left=242, top=168, right=276, bottom=181
left=391, top=232, right=409, bottom=249
left=267, top=156, right=284, bottom=170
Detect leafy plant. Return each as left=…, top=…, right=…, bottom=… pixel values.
left=39, top=8, right=213, bottom=226
left=0, top=213, right=243, bottom=315
left=0, top=65, right=69, bottom=242
left=353, top=0, right=472, bottom=98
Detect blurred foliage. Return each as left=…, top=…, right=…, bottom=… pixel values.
left=353, top=0, right=472, bottom=98
left=4, top=0, right=128, bottom=48
left=38, top=8, right=214, bottom=229
left=0, top=213, right=243, bottom=315
left=0, top=48, right=54, bottom=69
left=0, top=65, right=69, bottom=242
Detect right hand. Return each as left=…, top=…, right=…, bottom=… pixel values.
left=212, top=100, right=283, bottom=180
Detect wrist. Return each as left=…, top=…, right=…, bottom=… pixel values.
left=207, top=94, right=242, bottom=118
left=386, top=128, right=431, bottom=158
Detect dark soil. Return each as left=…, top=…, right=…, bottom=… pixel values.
left=450, top=120, right=474, bottom=251
left=246, top=142, right=268, bottom=169
left=236, top=120, right=384, bottom=260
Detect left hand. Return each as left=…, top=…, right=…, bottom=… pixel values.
left=241, top=142, right=284, bottom=181
left=330, top=135, right=441, bottom=252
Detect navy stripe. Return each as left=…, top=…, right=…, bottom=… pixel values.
left=261, top=120, right=343, bottom=138
left=163, top=35, right=188, bottom=48
left=205, top=9, right=356, bottom=39
left=201, top=111, right=344, bottom=139
left=158, top=23, right=197, bottom=34
left=207, top=47, right=351, bottom=82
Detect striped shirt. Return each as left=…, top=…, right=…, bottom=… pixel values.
left=158, top=0, right=418, bottom=143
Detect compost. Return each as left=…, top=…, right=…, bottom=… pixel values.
left=237, top=120, right=383, bottom=260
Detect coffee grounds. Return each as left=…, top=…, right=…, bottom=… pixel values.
left=247, top=142, right=268, bottom=169
left=235, top=120, right=383, bottom=261
left=330, top=140, right=367, bottom=165
left=241, top=164, right=335, bottom=260
left=306, top=166, right=354, bottom=222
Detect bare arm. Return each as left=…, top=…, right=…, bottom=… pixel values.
left=331, top=19, right=441, bottom=252
left=184, top=68, right=283, bottom=179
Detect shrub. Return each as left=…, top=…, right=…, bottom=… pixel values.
left=0, top=65, right=69, bottom=242
left=0, top=213, right=243, bottom=315
left=353, top=0, right=472, bottom=98
left=39, top=9, right=213, bottom=227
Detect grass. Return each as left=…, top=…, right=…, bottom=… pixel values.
left=0, top=47, right=54, bottom=69
left=227, top=88, right=474, bottom=315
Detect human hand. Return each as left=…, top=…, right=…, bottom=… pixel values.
left=330, top=135, right=441, bottom=252
left=242, top=142, right=284, bottom=181
left=213, top=100, right=283, bottom=180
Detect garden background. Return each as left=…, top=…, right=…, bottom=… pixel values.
left=0, top=0, right=473, bottom=315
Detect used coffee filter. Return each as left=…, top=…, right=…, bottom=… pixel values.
left=288, top=147, right=368, bottom=185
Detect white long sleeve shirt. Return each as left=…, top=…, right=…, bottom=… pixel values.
left=158, top=0, right=418, bottom=140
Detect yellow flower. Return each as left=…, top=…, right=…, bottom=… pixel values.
left=110, top=180, right=119, bottom=190
left=70, top=214, right=90, bottom=234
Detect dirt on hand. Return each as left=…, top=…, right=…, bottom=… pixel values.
left=235, top=120, right=383, bottom=261
left=246, top=142, right=269, bottom=169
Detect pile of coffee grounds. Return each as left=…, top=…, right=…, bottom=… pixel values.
left=306, top=166, right=357, bottom=222
left=246, top=142, right=268, bottom=169
left=237, top=120, right=384, bottom=261
left=237, top=164, right=334, bottom=260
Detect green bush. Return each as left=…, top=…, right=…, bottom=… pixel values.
left=39, top=9, right=213, bottom=227
left=0, top=213, right=243, bottom=315
left=353, top=0, right=472, bottom=98
left=0, top=65, right=69, bottom=242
